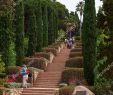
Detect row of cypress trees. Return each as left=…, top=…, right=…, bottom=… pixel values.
left=1, top=0, right=59, bottom=66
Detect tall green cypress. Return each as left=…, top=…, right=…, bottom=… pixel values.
left=82, top=0, right=96, bottom=85
left=48, top=8, right=54, bottom=45
left=26, top=0, right=37, bottom=56
left=42, top=1, right=48, bottom=47
left=15, top=0, right=24, bottom=66
left=0, top=1, right=14, bottom=66
left=35, top=0, right=43, bottom=51
left=55, top=15, right=59, bottom=40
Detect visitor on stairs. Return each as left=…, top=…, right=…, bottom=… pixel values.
left=20, top=64, right=29, bottom=88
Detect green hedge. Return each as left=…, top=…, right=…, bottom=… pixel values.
left=34, top=52, right=52, bottom=61
left=70, top=48, right=82, bottom=52
left=0, top=73, right=6, bottom=78
left=24, top=57, right=49, bottom=71
left=69, top=52, right=82, bottom=58
left=42, top=48, right=57, bottom=56
left=59, top=85, right=75, bottom=95
left=75, top=36, right=80, bottom=40
left=61, top=68, right=84, bottom=84
left=65, top=57, right=83, bottom=68
left=6, top=66, right=20, bottom=75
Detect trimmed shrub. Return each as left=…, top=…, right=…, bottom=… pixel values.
left=70, top=48, right=82, bottom=52
left=75, top=36, right=80, bottom=41
left=65, top=57, right=83, bottom=68
left=59, top=85, right=75, bottom=95
left=34, top=52, right=54, bottom=63
left=69, top=52, right=82, bottom=58
left=42, top=48, right=58, bottom=56
left=76, top=43, right=82, bottom=47
left=24, top=57, right=49, bottom=71
left=61, top=68, right=84, bottom=84
left=28, top=67, right=43, bottom=73
left=48, top=45, right=61, bottom=53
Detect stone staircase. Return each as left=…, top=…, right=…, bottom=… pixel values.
left=21, top=47, right=70, bottom=95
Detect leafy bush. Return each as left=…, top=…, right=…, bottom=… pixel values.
left=69, top=52, right=82, bottom=58
left=24, top=57, right=49, bottom=71
left=42, top=48, right=58, bottom=56
left=70, top=48, right=82, bottom=52
left=59, top=85, right=75, bottom=95
left=61, top=68, right=84, bottom=84
left=65, top=57, right=83, bottom=68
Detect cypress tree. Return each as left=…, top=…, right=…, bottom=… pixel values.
left=42, top=1, right=48, bottom=47
left=0, top=1, right=14, bottom=66
left=15, top=0, right=24, bottom=66
left=48, top=7, right=54, bottom=45
left=26, top=0, right=37, bottom=56
left=82, top=0, right=96, bottom=85
left=35, top=0, right=43, bottom=51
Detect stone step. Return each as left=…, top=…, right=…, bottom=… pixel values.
left=33, top=85, right=59, bottom=88
left=21, top=93, right=54, bottom=95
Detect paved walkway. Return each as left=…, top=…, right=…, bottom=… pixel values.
left=21, top=47, right=70, bottom=95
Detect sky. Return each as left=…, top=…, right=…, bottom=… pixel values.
left=56, top=0, right=103, bottom=13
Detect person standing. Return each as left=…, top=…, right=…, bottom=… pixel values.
left=21, top=64, right=29, bottom=88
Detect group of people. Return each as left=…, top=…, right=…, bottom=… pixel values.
left=65, top=29, right=75, bottom=49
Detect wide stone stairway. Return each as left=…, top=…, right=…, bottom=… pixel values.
left=21, top=47, right=70, bottom=95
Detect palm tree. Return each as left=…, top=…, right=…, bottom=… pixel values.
left=76, top=1, right=85, bottom=40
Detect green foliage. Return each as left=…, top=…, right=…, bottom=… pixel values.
left=0, top=0, right=14, bottom=66
left=15, top=0, right=25, bottom=66
left=103, top=0, right=113, bottom=31
left=8, top=43, right=16, bottom=66
left=94, top=77, right=112, bottom=95
left=82, top=0, right=96, bottom=85
left=48, top=7, right=54, bottom=45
